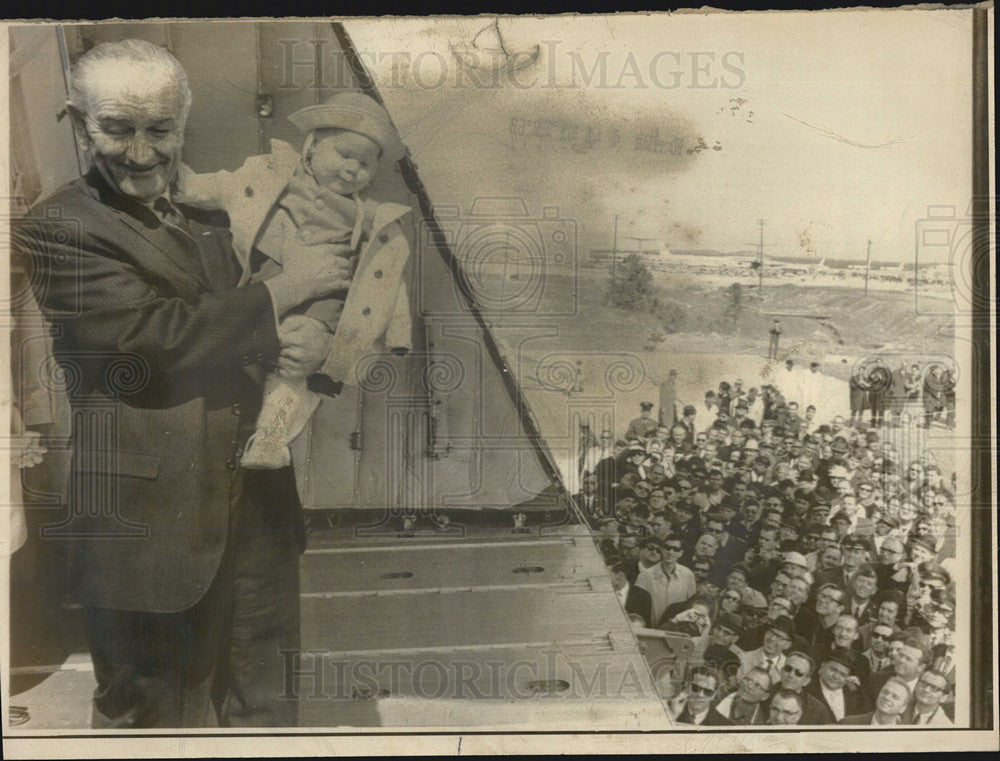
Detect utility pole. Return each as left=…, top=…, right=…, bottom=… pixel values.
left=757, top=219, right=765, bottom=294
left=611, top=214, right=619, bottom=289
left=743, top=219, right=769, bottom=295
left=864, top=238, right=872, bottom=296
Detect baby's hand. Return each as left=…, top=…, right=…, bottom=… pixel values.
left=277, top=315, right=332, bottom=377
left=172, top=163, right=210, bottom=207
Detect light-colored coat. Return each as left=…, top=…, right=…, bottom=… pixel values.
left=177, top=139, right=412, bottom=384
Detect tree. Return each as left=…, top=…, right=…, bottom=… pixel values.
left=724, top=282, right=743, bottom=330
left=609, top=253, right=655, bottom=310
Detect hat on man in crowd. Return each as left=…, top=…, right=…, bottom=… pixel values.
left=782, top=551, right=809, bottom=570
left=910, top=537, right=939, bottom=557
left=841, top=533, right=869, bottom=550
left=640, top=401, right=654, bottom=411
left=877, top=513, right=901, bottom=529
left=727, top=562, right=750, bottom=579
left=682, top=404, right=697, bottom=416
left=767, top=615, right=796, bottom=640
left=824, top=645, right=858, bottom=674
left=289, top=91, right=406, bottom=164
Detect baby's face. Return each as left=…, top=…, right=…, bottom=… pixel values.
left=309, top=130, right=381, bottom=195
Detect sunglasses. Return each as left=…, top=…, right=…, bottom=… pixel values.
left=870, top=631, right=892, bottom=640
left=782, top=664, right=807, bottom=678
left=642, top=545, right=662, bottom=553
left=917, top=679, right=947, bottom=693
left=688, top=683, right=715, bottom=696
left=663, top=545, right=683, bottom=552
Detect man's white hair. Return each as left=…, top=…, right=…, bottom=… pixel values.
left=68, top=38, right=192, bottom=123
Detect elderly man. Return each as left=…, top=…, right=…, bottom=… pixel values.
left=714, top=666, right=773, bottom=725
left=18, top=40, right=348, bottom=727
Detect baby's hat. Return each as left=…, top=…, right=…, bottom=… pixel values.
left=288, top=91, right=406, bottom=165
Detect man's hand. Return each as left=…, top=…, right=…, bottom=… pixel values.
left=276, top=315, right=332, bottom=378
left=265, top=243, right=353, bottom=316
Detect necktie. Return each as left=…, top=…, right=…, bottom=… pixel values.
left=153, top=198, right=205, bottom=276
left=153, top=197, right=189, bottom=231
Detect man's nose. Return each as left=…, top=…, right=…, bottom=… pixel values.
left=125, top=133, right=158, bottom=166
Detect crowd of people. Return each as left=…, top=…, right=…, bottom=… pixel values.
left=573, top=368, right=959, bottom=727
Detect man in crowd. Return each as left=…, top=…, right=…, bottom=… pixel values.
left=861, top=621, right=897, bottom=674
left=634, top=533, right=696, bottom=626
left=767, top=690, right=806, bottom=726
left=767, top=651, right=835, bottom=725
left=670, top=666, right=729, bottom=725
left=845, top=563, right=879, bottom=625
left=714, top=667, right=773, bottom=725
left=627, top=401, right=660, bottom=441
left=869, top=635, right=931, bottom=705
left=796, top=583, right=847, bottom=644
left=808, top=647, right=870, bottom=722
left=903, top=669, right=954, bottom=725
left=738, top=615, right=795, bottom=685
left=842, top=678, right=911, bottom=726
left=610, top=561, right=652, bottom=628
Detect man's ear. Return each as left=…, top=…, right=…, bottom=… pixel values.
left=66, top=103, right=91, bottom=147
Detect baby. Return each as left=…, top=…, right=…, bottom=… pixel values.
left=177, top=92, right=412, bottom=468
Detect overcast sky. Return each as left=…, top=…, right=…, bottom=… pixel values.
left=347, top=10, right=974, bottom=263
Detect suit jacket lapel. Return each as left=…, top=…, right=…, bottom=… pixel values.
left=84, top=169, right=213, bottom=289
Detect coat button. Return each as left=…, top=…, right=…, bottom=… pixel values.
left=244, top=186, right=254, bottom=197
left=226, top=457, right=237, bottom=470
left=315, top=199, right=325, bottom=209
left=373, top=269, right=383, bottom=279
left=299, top=229, right=312, bottom=241
left=362, top=307, right=371, bottom=316
left=379, top=234, right=389, bottom=244
left=232, top=403, right=242, bottom=416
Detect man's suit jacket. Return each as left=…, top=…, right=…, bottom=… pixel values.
left=807, top=679, right=871, bottom=719
left=839, top=711, right=876, bottom=725
left=674, top=704, right=729, bottom=726
left=19, top=168, right=299, bottom=613
left=902, top=702, right=954, bottom=726
left=623, top=584, right=653, bottom=627
left=762, top=690, right=836, bottom=725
